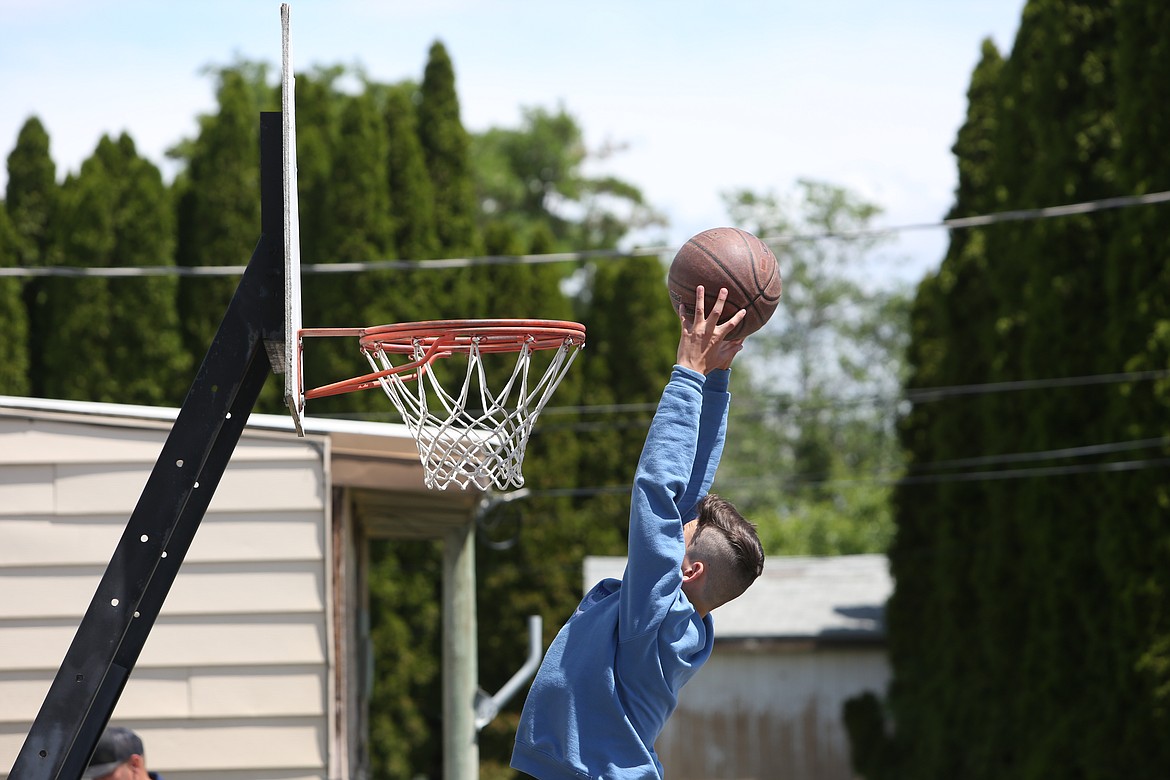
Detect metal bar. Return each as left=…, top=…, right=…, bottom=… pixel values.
left=442, top=522, right=479, bottom=780
left=10, top=111, right=287, bottom=780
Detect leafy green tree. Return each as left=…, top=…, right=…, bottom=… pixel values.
left=5, top=117, right=56, bottom=394
left=41, top=134, right=188, bottom=404
left=471, top=106, right=665, bottom=250
left=718, top=181, right=909, bottom=556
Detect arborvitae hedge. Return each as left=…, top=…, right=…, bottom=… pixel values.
left=848, top=2, right=1170, bottom=777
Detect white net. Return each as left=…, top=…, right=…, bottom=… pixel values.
left=365, top=334, right=582, bottom=490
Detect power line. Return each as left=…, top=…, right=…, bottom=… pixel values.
left=327, top=386, right=1166, bottom=493
left=514, top=455, right=1170, bottom=501
left=2, top=189, right=1168, bottom=278
left=903, top=436, right=1170, bottom=471
left=894, top=455, right=1170, bottom=486
left=781, top=189, right=1170, bottom=243
left=713, top=436, right=1170, bottom=488
left=529, top=367, right=1170, bottom=419
left=265, top=362, right=1170, bottom=439
left=903, top=368, right=1170, bottom=403
left=514, top=440, right=1170, bottom=500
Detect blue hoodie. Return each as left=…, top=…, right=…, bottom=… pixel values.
left=511, top=365, right=730, bottom=779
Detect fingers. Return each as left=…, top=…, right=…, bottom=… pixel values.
left=693, top=285, right=731, bottom=324
left=709, top=337, right=745, bottom=371
left=692, top=286, right=745, bottom=335
left=716, top=307, right=747, bottom=337
left=676, top=287, right=747, bottom=373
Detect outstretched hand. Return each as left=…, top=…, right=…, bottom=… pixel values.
left=676, top=286, right=746, bottom=375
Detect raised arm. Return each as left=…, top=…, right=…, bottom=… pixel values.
left=676, top=286, right=741, bottom=518
left=676, top=368, right=730, bottom=521
left=620, top=288, right=744, bottom=638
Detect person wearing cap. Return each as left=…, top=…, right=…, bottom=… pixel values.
left=82, top=726, right=162, bottom=780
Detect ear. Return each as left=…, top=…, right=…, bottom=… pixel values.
left=681, top=559, right=705, bottom=584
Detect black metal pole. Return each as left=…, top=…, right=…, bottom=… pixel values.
left=10, top=111, right=289, bottom=780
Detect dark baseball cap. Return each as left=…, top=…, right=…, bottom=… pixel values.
left=82, top=726, right=144, bottom=779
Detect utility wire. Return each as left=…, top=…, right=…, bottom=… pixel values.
left=903, top=436, right=1170, bottom=471
left=514, top=442, right=1170, bottom=500
left=2, top=189, right=1168, bottom=278
left=904, top=368, right=1170, bottom=403
left=510, top=455, right=1170, bottom=501
left=529, top=367, right=1170, bottom=419
left=781, top=189, right=1170, bottom=242
left=894, top=456, right=1170, bottom=486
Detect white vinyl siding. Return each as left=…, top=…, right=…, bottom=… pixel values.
left=0, top=415, right=332, bottom=780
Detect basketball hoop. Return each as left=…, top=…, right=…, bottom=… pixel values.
left=300, top=320, right=586, bottom=490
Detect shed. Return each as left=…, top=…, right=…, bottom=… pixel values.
left=584, top=553, right=892, bottom=780
left=0, top=395, right=484, bottom=780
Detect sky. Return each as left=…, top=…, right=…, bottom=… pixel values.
left=0, top=0, right=1025, bottom=285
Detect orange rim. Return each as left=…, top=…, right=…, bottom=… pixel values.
left=358, top=319, right=586, bottom=354
left=300, top=319, right=586, bottom=401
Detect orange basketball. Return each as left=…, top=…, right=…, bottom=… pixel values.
left=667, top=227, right=782, bottom=339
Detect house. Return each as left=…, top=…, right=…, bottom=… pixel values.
left=0, top=395, right=486, bottom=780
left=584, top=553, right=892, bottom=780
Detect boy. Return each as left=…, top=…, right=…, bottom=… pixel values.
left=512, top=286, right=766, bottom=779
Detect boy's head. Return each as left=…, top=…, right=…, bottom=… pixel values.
left=681, top=494, right=765, bottom=615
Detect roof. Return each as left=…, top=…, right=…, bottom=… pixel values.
left=584, top=553, right=890, bottom=645
left=0, top=395, right=482, bottom=535
left=0, top=393, right=412, bottom=438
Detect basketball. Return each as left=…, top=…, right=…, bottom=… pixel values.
left=667, top=227, right=782, bottom=340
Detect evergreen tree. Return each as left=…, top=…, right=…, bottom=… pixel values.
left=0, top=206, right=30, bottom=394
left=368, top=537, right=444, bottom=780
left=1100, top=0, right=1170, bottom=767
left=859, top=40, right=1008, bottom=779
left=575, top=254, right=679, bottom=525
left=302, top=89, right=397, bottom=418
left=852, top=2, right=1170, bottom=776
left=173, top=64, right=269, bottom=382
left=5, top=117, right=56, bottom=395
left=415, top=39, right=484, bottom=358
left=41, top=134, right=188, bottom=404
left=381, top=81, right=440, bottom=261
left=292, top=66, right=343, bottom=275
left=417, top=41, right=481, bottom=258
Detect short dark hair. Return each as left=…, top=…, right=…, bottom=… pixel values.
left=690, top=493, right=765, bottom=606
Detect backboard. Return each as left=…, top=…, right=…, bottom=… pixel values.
left=280, top=3, right=305, bottom=435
